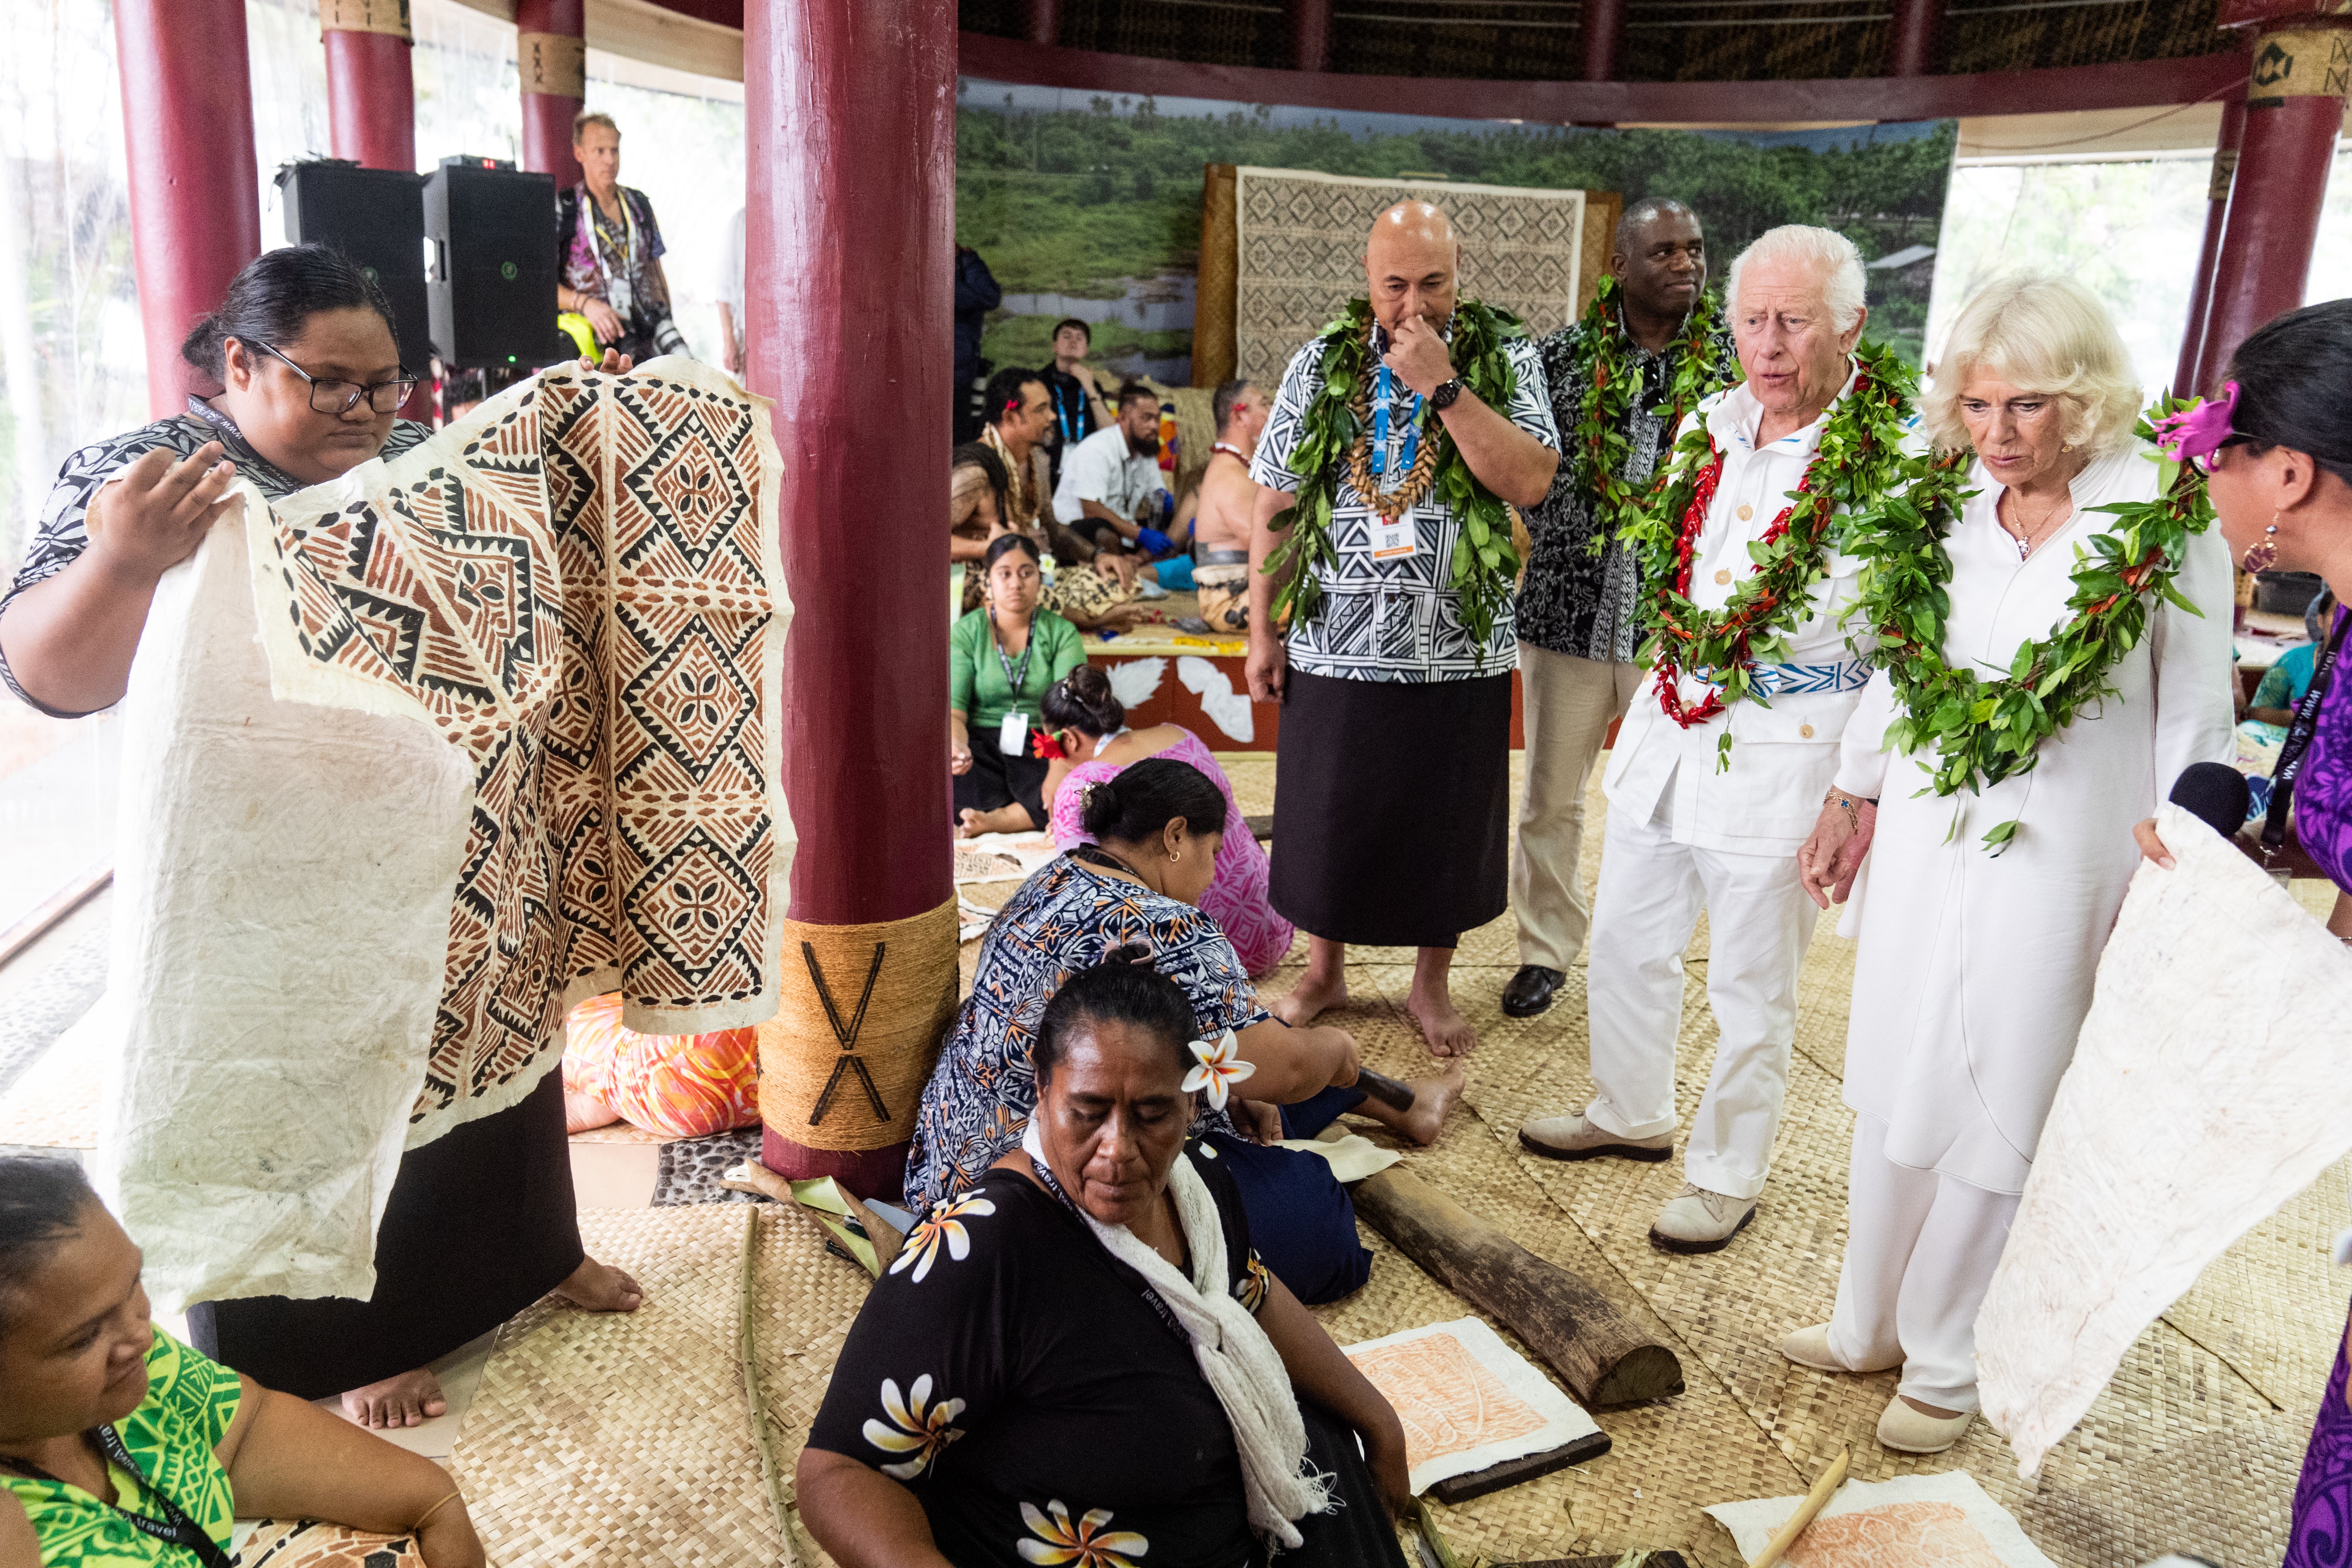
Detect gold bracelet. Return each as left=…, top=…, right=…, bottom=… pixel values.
left=412, top=1488, right=463, bottom=1533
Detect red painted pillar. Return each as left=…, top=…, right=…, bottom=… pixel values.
left=322, top=1, right=416, bottom=172
left=1580, top=0, right=1624, bottom=82
left=516, top=0, right=586, bottom=190
left=2174, top=97, right=2247, bottom=399
left=1886, top=0, right=1943, bottom=76
left=116, top=0, right=262, bottom=419
left=747, top=0, right=957, bottom=1197
left=1023, top=0, right=1061, bottom=47
left=1290, top=0, right=1331, bottom=72
left=2201, top=23, right=2352, bottom=387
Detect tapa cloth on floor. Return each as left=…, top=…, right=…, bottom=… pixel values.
left=1704, top=1470, right=2058, bottom=1567
left=94, top=359, right=791, bottom=1313
left=1341, top=1316, right=1600, bottom=1496
left=1975, top=802, right=2352, bottom=1478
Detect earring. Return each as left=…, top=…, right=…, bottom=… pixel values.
left=1168, top=851, right=1181, bottom=862
left=2242, top=513, right=2282, bottom=574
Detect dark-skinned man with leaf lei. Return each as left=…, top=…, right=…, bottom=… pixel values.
left=1246, top=201, right=1560, bottom=1062
left=1503, top=196, right=1739, bottom=1023
left=1777, top=274, right=2231, bottom=1459
left=1515, top=226, right=1924, bottom=1257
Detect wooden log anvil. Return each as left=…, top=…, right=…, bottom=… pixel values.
left=1352, top=1167, right=1684, bottom=1409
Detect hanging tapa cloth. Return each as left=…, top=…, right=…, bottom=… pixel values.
left=93, top=359, right=792, bottom=1313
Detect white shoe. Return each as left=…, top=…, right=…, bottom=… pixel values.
left=1648, top=1182, right=1755, bottom=1254
left=1517, top=1112, right=1673, bottom=1163
left=1780, top=1323, right=1900, bottom=1375
left=1877, top=1395, right=1974, bottom=1454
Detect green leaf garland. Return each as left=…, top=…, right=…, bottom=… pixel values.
left=1265, top=299, right=1529, bottom=658
left=1843, top=399, right=2219, bottom=837
left=1622, top=339, right=1926, bottom=764
left=1568, top=274, right=1733, bottom=559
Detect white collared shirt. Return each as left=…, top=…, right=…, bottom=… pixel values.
left=1053, top=424, right=1163, bottom=526
left=1603, top=366, right=1921, bottom=857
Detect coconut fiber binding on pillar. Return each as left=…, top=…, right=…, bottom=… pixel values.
left=759, top=895, right=961, bottom=1199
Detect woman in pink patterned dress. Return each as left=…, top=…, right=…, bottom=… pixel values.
left=1040, top=666, right=1295, bottom=976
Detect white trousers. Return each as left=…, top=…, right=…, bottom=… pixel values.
left=1584, top=787, right=1817, bottom=1200
left=1828, top=1112, right=2019, bottom=1412
left=1510, top=644, right=1642, bottom=971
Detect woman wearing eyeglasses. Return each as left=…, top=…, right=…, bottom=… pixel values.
left=0, top=244, right=646, bottom=1434
left=0, top=244, right=625, bottom=719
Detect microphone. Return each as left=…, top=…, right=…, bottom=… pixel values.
left=2169, top=761, right=2251, bottom=842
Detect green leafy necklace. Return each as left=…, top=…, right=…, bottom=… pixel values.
left=1843, top=400, right=2218, bottom=850
left=1624, top=339, right=1926, bottom=765
left=1266, top=298, right=1527, bottom=657
left=1568, top=275, right=1732, bottom=559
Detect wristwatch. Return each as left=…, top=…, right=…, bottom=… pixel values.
left=1429, top=377, right=1464, bottom=410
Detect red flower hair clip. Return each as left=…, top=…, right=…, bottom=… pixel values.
left=1031, top=728, right=1068, bottom=761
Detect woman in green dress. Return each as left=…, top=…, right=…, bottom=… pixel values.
left=0, top=1158, right=487, bottom=1567
left=951, top=533, right=1088, bottom=837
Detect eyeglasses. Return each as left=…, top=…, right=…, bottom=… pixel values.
left=253, top=340, right=418, bottom=416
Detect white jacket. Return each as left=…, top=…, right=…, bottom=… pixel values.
left=1604, top=371, right=1922, bottom=859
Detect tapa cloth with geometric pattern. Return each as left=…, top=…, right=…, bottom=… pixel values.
left=93, top=359, right=791, bottom=1313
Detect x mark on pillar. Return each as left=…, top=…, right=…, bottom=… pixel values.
left=806, top=940, right=892, bottom=1127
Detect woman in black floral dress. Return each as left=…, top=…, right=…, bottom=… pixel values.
left=802, top=956, right=1410, bottom=1568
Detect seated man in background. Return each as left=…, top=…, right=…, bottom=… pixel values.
left=554, top=112, right=687, bottom=361
left=1193, top=377, right=1268, bottom=632
left=1054, top=381, right=1176, bottom=581
left=1039, top=316, right=1113, bottom=487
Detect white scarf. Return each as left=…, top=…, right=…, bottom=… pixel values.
left=1020, top=1121, right=1334, bottom=1545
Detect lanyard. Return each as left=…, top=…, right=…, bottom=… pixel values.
left=1370, top=362, right=1422, bottom=481
left=989, top=612, right=1035, bottom=699
left=1051, top=379, right=1087, bottom=448
left=2264, top=606, right=2351, bottom=860
left=0, top=1427, right=233, bottom=1568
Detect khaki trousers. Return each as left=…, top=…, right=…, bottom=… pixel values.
left=1510, top=643, right=1642, bottom=970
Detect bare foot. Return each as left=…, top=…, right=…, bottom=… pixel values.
left=1406, top=987, right=1477, bottom=1059
left=554, top=1255, right=644, bottom=1313
left=1394, top=1061, right=1465, bottom=1145
left=1272, top=968, right=1348, bottom=1027
left=564, top=1088, right=621, bottom=1134
left=1900, top=1395, right=1965, bottom=1419
left=957, top=808, right=990, bottom=840
left=341, top=1367, right=446, bottom=1429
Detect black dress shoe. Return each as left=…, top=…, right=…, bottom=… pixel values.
left=1500, top=964, right=1565, bottom=1018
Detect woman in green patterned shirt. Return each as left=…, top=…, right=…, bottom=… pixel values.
left=0, top=1159, right=487, bottom=1567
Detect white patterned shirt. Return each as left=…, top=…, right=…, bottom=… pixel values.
left=1250, top=320, right=1558, bottom=683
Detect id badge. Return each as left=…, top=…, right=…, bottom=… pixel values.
left=1371, top=508, right=1417, bottom=561
left=999, top=711, right=1030, bottom=756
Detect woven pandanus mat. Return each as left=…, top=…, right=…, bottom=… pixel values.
left=1435, top=935, right=2314, bottom=1566
left=447, top=1205, right=792, bottom=1567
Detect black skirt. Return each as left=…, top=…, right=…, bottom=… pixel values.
left=955, top=742, right=1049, bottom=830
left=1270, top=667, right=1512, bottom=948
left=187, top=1066, right=584, bottom=1398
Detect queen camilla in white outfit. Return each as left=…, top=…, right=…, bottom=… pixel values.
left=1781, top=274, right=2235, bottom=1455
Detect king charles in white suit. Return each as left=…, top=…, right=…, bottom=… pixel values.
left=1518, top=225, right=1922, bottom=1254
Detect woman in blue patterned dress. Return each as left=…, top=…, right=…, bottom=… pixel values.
left=907, top=758, right=1455, bottom=1304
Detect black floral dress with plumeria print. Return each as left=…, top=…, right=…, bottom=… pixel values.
left=808, top=1146, right=1277, bottom=1568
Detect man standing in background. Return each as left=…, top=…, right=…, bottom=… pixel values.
left=954, top=246, right=1002, bottom=443
left=1502, top=197, right=1736, bottom=1021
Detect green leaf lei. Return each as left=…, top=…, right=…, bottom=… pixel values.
left=1569, top=274, right=1732, bottom=559
left=1843, top=399, right=2218, bottom=839
left=1265, top=298, right=1528, bottom=657
left=1622, top=339, right=1926, bottom=763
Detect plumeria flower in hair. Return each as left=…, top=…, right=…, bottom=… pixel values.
left=2152, top=381, right=2239, bottom=472
left=1180, top=1028, right=1254, bottom=1110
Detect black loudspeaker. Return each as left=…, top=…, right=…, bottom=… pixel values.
left=276, top=160, right=430, bottom=378
left=423, top=156, right=564, bottom=370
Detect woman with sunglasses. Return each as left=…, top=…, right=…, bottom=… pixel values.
left=0, top=244, right=624, bottom=719
left=0, top=244, right=645, bottom=1433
